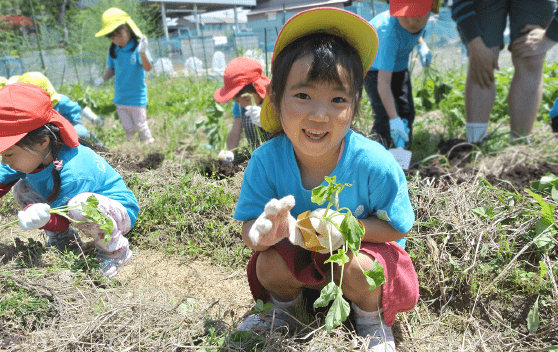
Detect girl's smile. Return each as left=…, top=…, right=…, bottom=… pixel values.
left=278, top=55, right=354, bottom=165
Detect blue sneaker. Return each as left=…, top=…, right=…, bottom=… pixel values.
left=97, top=247, right=132, bottom=278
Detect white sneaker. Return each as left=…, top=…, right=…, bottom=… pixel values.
left=237, top=294, right=302, bottom=333
left=97, top=247, right=132, bottom=278
left=353, top=303, right=395, bottom=352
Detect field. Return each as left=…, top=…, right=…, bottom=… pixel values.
left=1, top=61, right=557, bottom=351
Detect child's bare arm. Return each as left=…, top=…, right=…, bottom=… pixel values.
left=226, top=118, right=242, bottom=150
left=102, top=68, right=115, bottom=81
left=359, top=216, right=407, bottom=243
left=377, top=70, right=398, bottom=119
left=140, top=53, right=153, bottom=72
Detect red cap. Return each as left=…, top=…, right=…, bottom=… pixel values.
left=390, top=0, right=434, bottom=17
left=213, top=57, right=271, bottom=103
left=0, top=83, right=79, bottom=153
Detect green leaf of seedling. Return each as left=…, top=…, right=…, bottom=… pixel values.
left=314, top=282, right=338, bottom=309
left=80, top=195, right=114, bottom=243
left=472, top=207, right=486, bottom=217
left=527, top=297, right=540, bottom=334
left=363, top=260, right=386, bottom=291
left=324, top=249, right=349, bottom=266
left=312, top=185, right=334, bottom=206
left=526, top=189, right=556, bottom=224
left=252, top=299, right=273, bottom=314
left=324, top=290, right=350, bottom=331
left=340, top=213, right=364, bottom=255
left=533, top=219, right=555, bottom=249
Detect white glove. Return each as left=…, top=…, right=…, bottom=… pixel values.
left=390, top=117, right=409, bottom=147
left=138, top=36, right=148, bottom=54
left=418, top=42, right=432, bottom=67
left=291, top=208, right=345, bottom=254
left=245, top=105, right=262, bottom=127
left=218, top=150, right=234, bottom=163
left=249, top=195, right=297, bottom=247
left=94, top=77, right=104, bottom=87
left=80, top=107, right=104, bottom=127
left=18, top=203, right=51, bottom=230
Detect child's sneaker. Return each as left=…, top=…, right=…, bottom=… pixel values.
left=353, top=302, right=395, bottom=352
left=237, top=293, right=302, bottom=333
left=45, top=227, right=83, bottom=251
left=97, top=246, right=132, bottom=278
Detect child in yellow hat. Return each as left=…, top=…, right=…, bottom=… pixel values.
left=233, top=7, right=418, bottom=351
left=94, top=8, right=154, bottom=143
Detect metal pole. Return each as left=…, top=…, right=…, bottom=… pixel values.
left=199, top=20, right=209, bottom=77
left=161, top=2, right=169, bottom=40
left=60, top=63, right=65, bottom=90
left=264, top=28, right=268, bottom=76
left=29, top=0, right=46, bottom=71
left=194, top=4, right=200, bottom=36
left=234, top=5, right=239, bottom=33
left=188, top=37, right=198, bottom=77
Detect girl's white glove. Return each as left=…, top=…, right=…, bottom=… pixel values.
left=249, top=195, right=297, bottom=246
left=94, top=77, right=104, bottom=87
left=218, top=150, right=234, bottom=162
left=245, top=106, right=262, bottom=127
left=291, top=208, right=345, bottom=254
left=18, top=203, right=51, bottom=230
left=138, top=36, right=148, bottom=54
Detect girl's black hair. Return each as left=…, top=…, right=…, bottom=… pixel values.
left=234, top=83, right=259, bottom=99
left=15, top=125, right=99, bottom=204
left=16, top=124, right=63, bottom=204
left=269, top=33, right=364, bottom=120
left=108, top=24, right=139, bottom=59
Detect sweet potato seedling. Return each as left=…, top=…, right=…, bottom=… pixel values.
left=0, top=195, right=114, bottom=242
left=311, top=176, right=385, bottom=331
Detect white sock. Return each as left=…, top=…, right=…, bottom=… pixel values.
left=270, top=292, right=302, bottom=309
left=466, top=122, right=488, bottom=143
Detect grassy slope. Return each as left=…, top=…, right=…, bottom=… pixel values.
left=0, top=63, right=557, bottom=350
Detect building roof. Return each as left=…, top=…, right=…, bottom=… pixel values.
left=247, top=0, right=350, bottom=15
left=141, top=0, right=256, bottom=14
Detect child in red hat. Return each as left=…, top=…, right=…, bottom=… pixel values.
left=213, top=57, right=271, bottom=159
left=0, top=83, right=139, bottom=278
left=364, top=0, right=438, bottom=150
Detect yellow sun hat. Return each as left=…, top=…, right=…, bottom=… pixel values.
left=15, top=72, right=61, bottom=107
left=0, top=77, right=7, bottom=88
left=95, top=7, right=142, bottom=38
left=260, top=7, right=379, bottom=134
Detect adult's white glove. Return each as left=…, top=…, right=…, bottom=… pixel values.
left=249, top=195, right=297, bottom=247
left=291, top=208, right=345, bottom=254
left=138, top=36, right=148, bottom=54
left=390, top=117, right=409, bottom=147
left=94, top=77, right=104, bottom=87
left=245, top=106, right=262, bottom=127
left=418, top=42, right=432, bottom=67
left=218, top=150, right=234, bottom=163
left=18, top=203, right=51, bottom=230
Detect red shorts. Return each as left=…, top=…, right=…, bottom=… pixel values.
left=246, top=239, right=419, bottom=326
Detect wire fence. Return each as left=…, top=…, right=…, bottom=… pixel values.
left=3, top=3, right=558, bottom=90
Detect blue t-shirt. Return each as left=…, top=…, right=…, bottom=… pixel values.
left=107, top=40, right=152, bottom=106
left=370, top=11, right=425, bottom=72
left=232, top=102, right=246, bottom=118
left=54, top=94, right=82, bottom=125
left=234, top=130, right=414, bottom=236
left=0, top=145, right=139, bottom=226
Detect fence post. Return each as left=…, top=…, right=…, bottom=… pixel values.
left=29, top=0, right=46, bottom=71
left=60, top=63, right=65, bottom=90
left=188, top=37, right=198, bottom=77
left=264, top=28, right=268, bottom=76
left=199, top=23, right=209, bottom=77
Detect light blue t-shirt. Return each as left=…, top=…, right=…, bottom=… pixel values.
left=54, top=94, right=82, bottom=125
left=234, top=130, right=414, bottom=238
left=370, top=11, right=425, bottom=72
left=107, top=40, right=152, bottom=106
left=232, top=102, right=246, bottom=118
left=0, top=145, right=139, bottom=226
